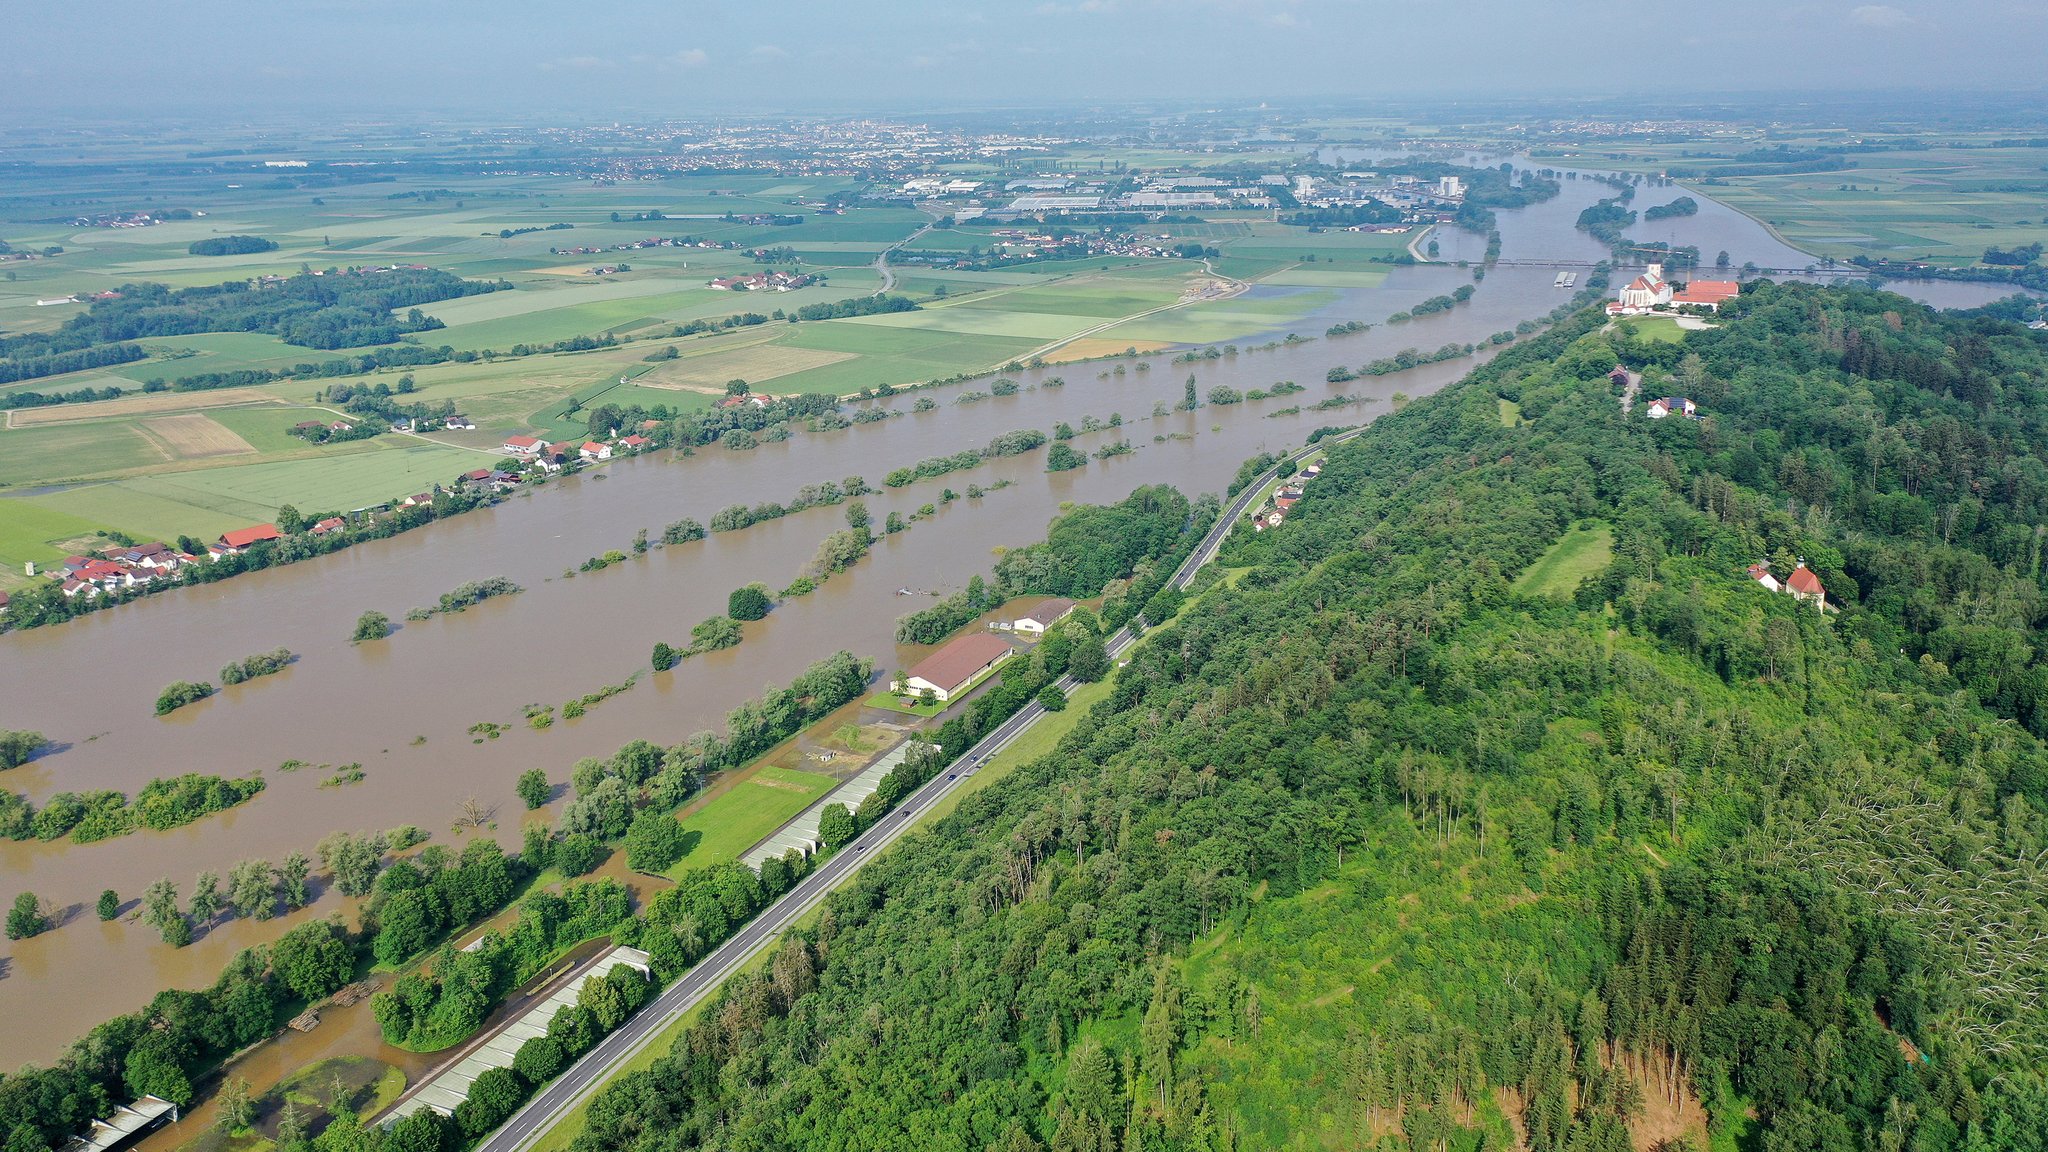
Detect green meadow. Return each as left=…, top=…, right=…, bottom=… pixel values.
left=664, top=765, right=840, bottom=879
left=1512, top=521, right=1615, bottom=599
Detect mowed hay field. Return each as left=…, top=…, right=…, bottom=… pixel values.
left=6, top=387, right=278, bottom=427
left=135, top=414, right=257, bottom=460
left=0, top=420, right=169, bottom=485
left=635, top=342, right=857, bottom=392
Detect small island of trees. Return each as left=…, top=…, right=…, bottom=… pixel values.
left=187, top=235, right=279, bottom=257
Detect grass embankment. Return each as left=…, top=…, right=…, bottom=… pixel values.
left=1511, top=521, right=1614, bottom=599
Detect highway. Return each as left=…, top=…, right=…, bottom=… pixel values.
left=470, top=432, right=1349, bottom=1152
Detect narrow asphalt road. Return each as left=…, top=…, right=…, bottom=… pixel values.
left=468, top=430, right=1358, bottom=1152
left=872, top=219, right=935, bottom=295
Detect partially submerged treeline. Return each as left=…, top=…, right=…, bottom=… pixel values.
left=565, top=284, right=2048, bottom=1152
left=0, top=772, right=265, bottom=845
left=407, top=577, right=521, bottom=622
left=894, top=484, right=1213, bottom=644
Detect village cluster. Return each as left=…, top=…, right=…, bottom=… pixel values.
left=1250, top=462, right=1319, bottom=531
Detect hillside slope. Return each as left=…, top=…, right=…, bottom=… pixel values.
left=569, top=285, right=2048, bottom=1152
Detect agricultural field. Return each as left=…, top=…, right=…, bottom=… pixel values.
left=2, top=165, right=1419, bottom=540
left=1529, top=134, right=2048, bottom=267
left=1702, top=149, right=2048, bottom=265
left=15, top=438, right=488, bottom=543
left=0, top=500, right=118, bottom=582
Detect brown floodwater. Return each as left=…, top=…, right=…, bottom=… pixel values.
left=0, top=168, right=2003, bottom=1061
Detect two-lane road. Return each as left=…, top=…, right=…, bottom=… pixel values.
left=470, top=431, right=1356, bottom=1152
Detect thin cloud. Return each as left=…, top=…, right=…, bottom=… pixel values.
left=670, top=47, right=709, bottom=68
left=1849, top=4, right=1914, bottom=26
left=747, top=44, right=788, bottom=61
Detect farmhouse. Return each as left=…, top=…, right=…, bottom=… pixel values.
left=210, top=524, right=282, bottom=560
left=580, top=441, right=612, bottom=461
left=1013, top=598, right=1076, bottom=636
left=310, top=517, right=347, bottom=536
left=618, top=434, right=650, bottom=450
left=503, top=435, right=545, bottom=454
left=901, top=633, right=1014, bottom=703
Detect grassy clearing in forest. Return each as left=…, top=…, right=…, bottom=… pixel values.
left=1512, top=521, right=1614, bottom=599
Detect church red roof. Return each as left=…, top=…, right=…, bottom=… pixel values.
left=1786, top=564, right=1824, bottom=597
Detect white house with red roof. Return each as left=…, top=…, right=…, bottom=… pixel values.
left=503, top=434, right=546, bottom=455
left=1748, top=560, right=1827, bottom=610
left=1785, top=562, right=1826, bottom=608
left=310, top=517, right=347, bottom=536
left=580, top=441, right=612, bottom=461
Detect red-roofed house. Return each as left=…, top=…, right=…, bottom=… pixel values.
left=1746, top=563, right=1781, bottom=593
left=580, top=441, right=612, bottom=461
left=211, top=524, right=282, bottom=560
left=310, top=517, right=347, bottom=536
left=618, top=434, right=650, bottom=450
left=1785, top=562, right=1826, bottom=608
left=503, top=434, right=546, bottom=454
left=73, top=559, right=132, bottom=590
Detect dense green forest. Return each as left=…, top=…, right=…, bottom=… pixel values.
left=566, top=284, right=2048, bottom=1152
left=0, top=266, right=506, bottom=357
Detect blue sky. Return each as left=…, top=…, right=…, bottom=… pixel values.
left=6, top=1, right=2044, bottom=116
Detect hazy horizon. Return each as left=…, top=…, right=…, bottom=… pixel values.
left=6, top=0, right=2047, bottom=119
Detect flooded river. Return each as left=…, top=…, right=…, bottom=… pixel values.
left=0, top=160, right=2021, bottom=1059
